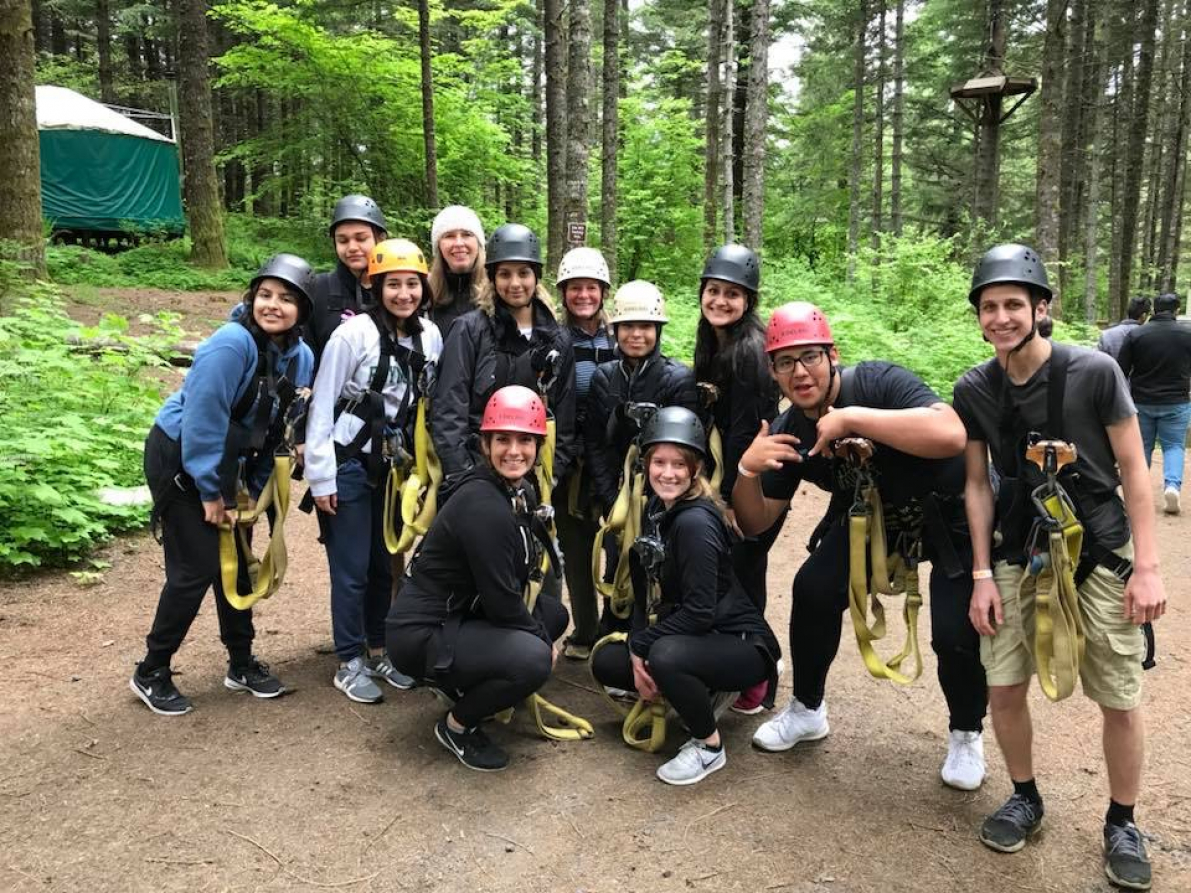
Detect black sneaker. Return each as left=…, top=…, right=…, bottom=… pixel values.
left=1104, top=822, right=1152, bottom=890
left=130, top=665, right=192, bottom=716
left=434, top=716, right=509, bottom=772
left=224, top=658, right=285, bottom=698
left=979, top=793, right=1044, bottom=853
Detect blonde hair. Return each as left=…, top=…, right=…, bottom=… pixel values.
left=643, top=444, right=727, bottom=514
left=476, top=277, right=557, bottom=319
left=428, top=239, right=489, bottom=310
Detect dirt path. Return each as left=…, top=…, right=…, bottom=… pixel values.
left=1, top=292, right=1187, bottom=892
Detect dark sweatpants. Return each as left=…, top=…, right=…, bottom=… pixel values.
left=731, top=509, right=788, bottom=613
left=591, top=633, right=768, bottom=739
left=789, top=518, right=987, bottom=732
left=387, top=593, right=569, bottom=728
left=141, top=425, right=254, bottom=671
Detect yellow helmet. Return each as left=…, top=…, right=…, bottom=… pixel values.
left=369, top=238, right=428, bottom=278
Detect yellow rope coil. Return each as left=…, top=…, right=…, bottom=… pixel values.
left=219, top=455, right=294, bottom=611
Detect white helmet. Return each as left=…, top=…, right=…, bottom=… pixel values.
left=556, top=247, right=611, bottom=288
left=609, top=280, right=668, bottom=324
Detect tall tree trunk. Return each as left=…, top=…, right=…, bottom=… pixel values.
left=1035, top=0, right=1068, bottom=311
left=178, top=0, right=227, bottom=268
left=1139, top=0, right=1176, bottom=288
left=418, top=0, right=438, bottom=210
left=847, top=0, right=868, bottom=281
left=1158, top=5, right=1191, bottom=291
left=742, top=0, right=770, bottom=252
left=732, top=3, right=750, bottom=215
left=1116, top=0, right=1160, bottom=313
left=0, top=0, right=46, bottom=277
left=49, top=4, right=64, bottom=55
left=1059, top=0, right=1088, bottom=298
left=601, top=0, right=619, bottom=281
left=533, top=0, right=543, bottom=166
left=704, top=0, right=724, bottom=251
left=872, top=0, right=886, bottom=251
left=1084, top=11, right=1106, bottom=321
left=95, top=0, right=115, bottom=104
left=31, top=0, right=46, bottom=53
left=974, top=0, right=1006, bottom=231
left=252, top=90, right=273, bottom=217
left=1109, top=7, right=1136, bottom=308
left=890, top=0, right=905, bottom=237
left=565, top=0, right=592, bottom=248
left=544, top=0, right=567, bottom=272
left=721, top=0, right=735, bottom=244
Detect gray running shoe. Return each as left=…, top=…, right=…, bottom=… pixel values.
left=1104, top=822, right=1152, bottom=890
left=979, top=793, right=1044, bottom=853
left=656, top=738, right=727, bottom=786
left=365, top=653, right=416, bottom=690
left=334, top=656, right=383, bottom=704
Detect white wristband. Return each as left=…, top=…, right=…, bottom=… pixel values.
left=737, top=462, right=758, bottom=479
left=972, top=568, right=993, bottom=581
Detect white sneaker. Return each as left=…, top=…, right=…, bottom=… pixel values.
left=941, top=729, right=986, bottom=791
left=751, top=697, right=829, bottom=752
left=1164, top=486, right=1181, bottom=515
left=656, top=739, right=727, bottom=786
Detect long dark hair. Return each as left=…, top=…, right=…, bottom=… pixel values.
left=368, top=270, right=435, bottom=339
left=693, top=290, right=769, bottom=386
left=237, top=284, right=301, bottom=351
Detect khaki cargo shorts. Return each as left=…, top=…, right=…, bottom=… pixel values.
left=981, top=542, right=1144, bottom=710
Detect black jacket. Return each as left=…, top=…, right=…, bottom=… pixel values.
left=427, top=270, right=476, bottom=338
left=431, top=300, right=577, bottom=479
left=306, top=262, right=373, bottom=368
left=387, top=467, right=551, bottom=675
left=629, top=496, right=780, bottom=663
left=703, top=354, right=780, bottom=505
left=1117, top=312, right=1191, bottom=404
left=584, top=352, right=698, bottom=510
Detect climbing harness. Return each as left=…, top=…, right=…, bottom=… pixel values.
left=385, top=364, right=443, bottom=554
left=697, top=382, right=724, bottom=494
left=839, top=437, right=924, bottom=686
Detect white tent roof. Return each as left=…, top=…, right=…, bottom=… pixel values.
left=35, top=85, right=173, bottom=143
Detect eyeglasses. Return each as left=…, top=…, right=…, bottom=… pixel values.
left=771, top=349, right=828, bottom=374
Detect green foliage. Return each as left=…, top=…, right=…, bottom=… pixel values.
left=0, top=279, right=179, bottom=569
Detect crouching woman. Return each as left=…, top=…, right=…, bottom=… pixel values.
left=591, top=407, right=780, bottom=785
left=386, top=386, right=569, bottom=771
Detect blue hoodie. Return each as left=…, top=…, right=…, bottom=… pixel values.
left=154, top=322, right=314, bottom=502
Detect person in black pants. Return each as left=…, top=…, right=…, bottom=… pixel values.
left=734, top=302, right=988, bottom=792
left=131, top=255, right=316, bottom=715
left=387, top=386, right=569, bottom=772
left=591, top=407, right=780, bottom=786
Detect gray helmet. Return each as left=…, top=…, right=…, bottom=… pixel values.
left=250, top=253, right=315, bottom=323
left=701, top=244, right=761, bottom=295
left=486, top=223, right=542, bottom=275
left=640, top=406, right=707, bottom=458
left=329, top=194, right=388, bottom=237
left=968, top=244, right=1052, bottom=307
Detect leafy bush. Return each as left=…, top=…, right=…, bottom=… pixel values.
left=0, top=281, right=181, bottom=568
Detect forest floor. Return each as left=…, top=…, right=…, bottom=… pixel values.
left=1, top=288, right=1188, bottom=893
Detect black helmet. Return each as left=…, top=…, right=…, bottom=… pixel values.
left=486, top=223, right=542, bottom=275
left=968, top=244, right=1052, bottom=307
left=250, top=253, right=315, bottom=323
left=640, top=406, right=707, bottom=458
left=329, top=194, right=388, bottom=237
left=701, top=244, right=761, bottom=295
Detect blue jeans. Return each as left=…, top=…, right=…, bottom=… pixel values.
left=322, top=459, right=393, bottom=661
left=1137, top=402, right=1191, bottom=490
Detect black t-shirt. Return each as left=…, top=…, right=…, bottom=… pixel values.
left=761, top=362, right=965, bottom=526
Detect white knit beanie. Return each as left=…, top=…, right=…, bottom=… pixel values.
left=431, top=205, right=486, bottom=251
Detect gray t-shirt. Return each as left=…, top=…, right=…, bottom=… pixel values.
left=952, top=344, right=1136, bottom=549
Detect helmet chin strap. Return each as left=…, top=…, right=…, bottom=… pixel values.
left=818, top=362, right=839, bottom=418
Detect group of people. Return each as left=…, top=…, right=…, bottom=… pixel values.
left=127, top=196, right=1168, bottom=891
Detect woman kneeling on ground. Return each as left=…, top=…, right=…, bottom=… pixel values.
left=591, top=407, right=780, bottom=785
left=386, top=386, right=569, bottom=771
left=306, top=239, right=444, bottom=704
left=131, top=255, right=316, bottom=715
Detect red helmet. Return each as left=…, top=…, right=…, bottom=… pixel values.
left=480, top=385, right=547, bottom=436
left=765, top=302, right=834, bottom=354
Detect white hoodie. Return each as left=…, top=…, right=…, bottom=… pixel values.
left=306, top=312, right=443, bottom=497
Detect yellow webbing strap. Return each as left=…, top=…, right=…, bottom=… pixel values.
left=591, top=446, right=645, bottom=618
left=382, top=464, right=408, bottom=554
left=708, top=424, right=724, bottom=494
left=845, top=485, right=923, bottom=685
left=219, top=455, right=294, bottom=611
left=1030, top=490, right=1085, bottom=702
left=387, top=397, right=441, bottom=554
left=590, top=632, right=668, bottom=753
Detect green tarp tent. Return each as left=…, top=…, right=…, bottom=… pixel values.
left=36, top=85, right=185, bottom=236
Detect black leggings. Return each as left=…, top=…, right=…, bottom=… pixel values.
left=142, top=425, right=254, bottom=670
left=731, top=509, right=788, bottom=613
left=387, top=594, right=569, bottom=728
left=790, top=519, right=988, bottom=732
left=591, top=634, right=768, bottom=739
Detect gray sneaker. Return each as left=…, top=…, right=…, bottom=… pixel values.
left=365, top=653, right=416, bottom=690
left=656, top=739, right=727, bottom=786
left=334, top=656, right=383, bottom=704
